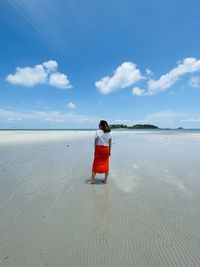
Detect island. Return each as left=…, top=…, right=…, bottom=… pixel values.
left=110, top=124, right=159, bottom=129
left=177, top=127, right=184, bottom=130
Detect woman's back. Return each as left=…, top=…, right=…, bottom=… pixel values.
left=95, top=130, right=112, bottom=146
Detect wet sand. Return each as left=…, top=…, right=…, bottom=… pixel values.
left=0, top=130, right=200, bottom=267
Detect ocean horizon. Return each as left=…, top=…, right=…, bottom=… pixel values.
left=1, top=128, right=200, bottom=131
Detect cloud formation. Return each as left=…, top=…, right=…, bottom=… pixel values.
left=145, top=68, right=153, bottom=76
left=96, top=57, right=200, bottom=96
left=6, top=64, right=47, bottom=87
left=188, top=76, right=200, bottom=88
left=49, top=72, right=71, bottom=89
left=143, top=110, right=200, bottom=127
left=6, top=60, right=72, bottom=89
left=95, top=62, right=143, bottom=94
left=132, top=87, right=147, bottom=96
left=0, top=108, right=97, bottom=124
left=144, top=110, right=185, bottom=122
left=67, top=102, right=76, bottom=109
left=132, top=57, right=200, bottom=96
left=43, top=60, right=58, bottom=71
left=148, top=58, right=200, bottom=94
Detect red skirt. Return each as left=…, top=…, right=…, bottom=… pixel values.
left=92, top=145, right=109, bottom=173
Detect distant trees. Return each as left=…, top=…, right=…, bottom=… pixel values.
left=129, top=124, right=159, bottom=129
left=109, top=124, right=128, bottom=129
left=110, top=124, right=159, bottom=129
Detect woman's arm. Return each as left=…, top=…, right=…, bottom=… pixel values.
left=108, top=138, right=112, bottom=156
left=94, top=137, right=98, bottom=152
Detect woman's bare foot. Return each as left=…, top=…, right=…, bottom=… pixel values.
left=87, top=179, right=95, bottom=184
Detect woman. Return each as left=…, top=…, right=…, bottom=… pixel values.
left=87, top=120, right=112, bottom=184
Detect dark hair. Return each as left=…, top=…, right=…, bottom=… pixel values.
left=99, top=120, right=111, bottom=133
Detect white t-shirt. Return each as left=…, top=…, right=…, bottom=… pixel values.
left=95, top=130, right=112, bottom=146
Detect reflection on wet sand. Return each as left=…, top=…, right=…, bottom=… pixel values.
left=90, top=182, right=111, bottom=218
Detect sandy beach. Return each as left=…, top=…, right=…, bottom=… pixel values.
left=0, top=130, right=200, bottom=267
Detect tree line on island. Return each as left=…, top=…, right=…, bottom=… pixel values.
left=110, top=124, right=159, bottom=129
left=109, top=124, right=184, bottom=130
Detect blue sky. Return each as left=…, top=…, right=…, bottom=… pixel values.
left=0, top=0, right=200, bottom=129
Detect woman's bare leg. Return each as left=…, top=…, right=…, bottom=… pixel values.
left=103, top=171, right=109, bottom=184
left=87, top=171, right=96, bottom=184
left=91, top=171, right=96, bottom=181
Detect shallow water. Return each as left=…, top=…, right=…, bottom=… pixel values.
left=0, top=130, right=200, bottom=267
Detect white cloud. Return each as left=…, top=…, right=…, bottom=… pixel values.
left=49, top=73, right=71, bottom=89
left=188, top=76, right=200, bottom=88
left=144, top=110, right=185, bottom=122
left=133, top=57, right=200, bottom=96
left=112, top=119, right=134, bottom=124
left=129, top=110, right=191, bottom=128
left=7, top=117, right=22, bottom=121
left=96, top=57, right=200, bottom=96
left=95, top=62, right=143, bottom=94
left=6, top=60, right=72, bottom=89
left=180, top=116, right=200, bottom=122
left=6, top=64, right=47, bottom=87
left=0, top=108, right=98, bottom=124
left=145, top=68, right=153, bottom=76
left=43, top=60, right=58, bottom=71
left=148, top=58, right=200, bottom=95
left=67, top=102, right=76, bottom=109
left=132, top=87, right=147, bottom=96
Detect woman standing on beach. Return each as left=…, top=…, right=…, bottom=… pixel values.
left=87, top=120, right=112, bottom=184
